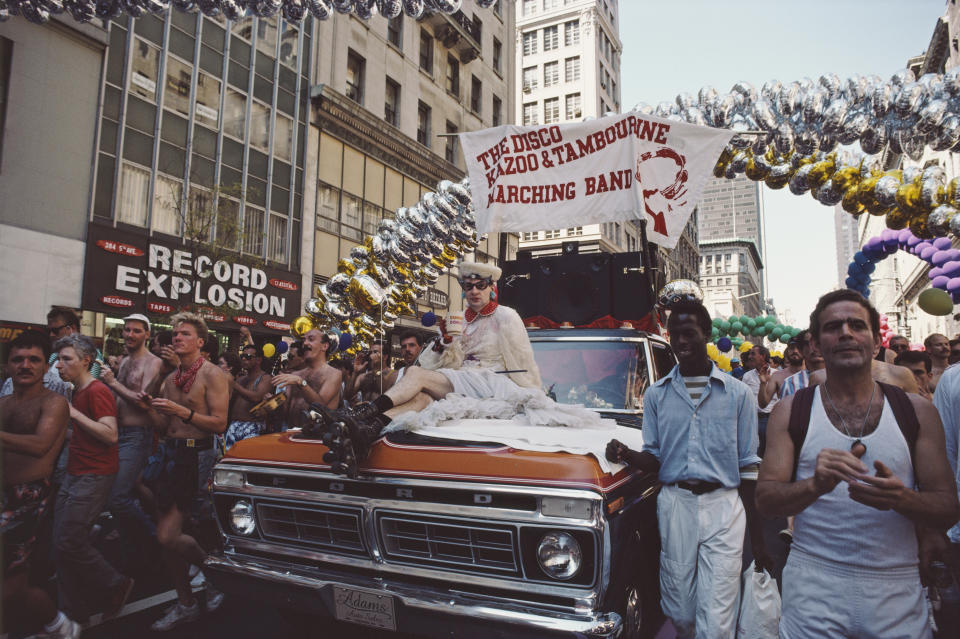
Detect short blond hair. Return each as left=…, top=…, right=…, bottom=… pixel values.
left=170, top=312, right=209, bottom=342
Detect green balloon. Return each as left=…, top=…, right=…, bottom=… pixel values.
left=711, top=328, right=719, bottom=339
left=732, top=338, right=743, bottom=347
left=731, top=321, right=743, bottom=334
left=752, top=325, right=765, bottom=337
left=745, top=317, right=756, bottom=329
left=780, top=334, right=791, bottom=344
left=765, top=315, right=776, bottom=324
left=764, top=321, right=775, bottom=332
left=712, top=317, right=723, bottom=327
left=771, top=328, right=783, bottom=339
left=792, top=328, right=802, bottom=337
left=720, top=320, right=731, bottom=332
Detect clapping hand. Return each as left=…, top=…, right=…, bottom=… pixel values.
left=848, top=460, right=907, bottom=511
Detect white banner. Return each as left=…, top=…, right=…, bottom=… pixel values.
left=459, top=112, right=734, bottom=249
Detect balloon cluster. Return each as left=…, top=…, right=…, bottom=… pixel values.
left=845, top=228, right=959, bottom=309
left=638, top=67, right=960, bottom=240
left=0, top=0, right=498, bottom=27
left=710, top=314, right=802, bottom=345
left=289, top=179, right=479, bottom=352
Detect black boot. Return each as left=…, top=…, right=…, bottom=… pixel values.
left=335, top=404, right=389, bottom=462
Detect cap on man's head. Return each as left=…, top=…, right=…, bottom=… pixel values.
left=458, top=261, right=502, bottom=282
left=122, top=313, right=151, bottom=332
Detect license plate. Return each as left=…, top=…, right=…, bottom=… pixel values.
left=333, top=586, right=396, bottom=631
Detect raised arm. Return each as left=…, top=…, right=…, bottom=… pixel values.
left=0, top=395, right=69, bottom=457
left=232, top=374, right=271, bottom=404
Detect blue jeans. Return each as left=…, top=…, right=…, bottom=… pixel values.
left=758, top=414, right=770, bottom=457
left=54, top=472, right=123, bottom=620
left=107, top=427, right=156, bottom=539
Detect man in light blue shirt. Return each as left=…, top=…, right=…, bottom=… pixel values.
left=934, top=363, right=960, bottom=551
left=607, top=299, right=768, bottom=639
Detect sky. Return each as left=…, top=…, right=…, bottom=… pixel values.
left=619, top=0, right=948, bottom=326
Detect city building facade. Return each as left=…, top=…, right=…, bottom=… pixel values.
left=834, top=204, right=860, bottom=288
left=515, top=0, right=636, bottom=258
left=699, top=238, right=764, bottom=319
left=305, top=2, right=518, bottom=333
left=696, top=174, right=768, bottom=302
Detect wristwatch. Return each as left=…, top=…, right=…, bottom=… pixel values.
left=300, top=379, right=308, bottom=388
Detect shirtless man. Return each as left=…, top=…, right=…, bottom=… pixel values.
left=140, top=312, right=229, bottom=631
left=102, top=313, right=163, bottom=548
left=926, top=333, right=951, bottom=391
left=271, top=329, right=342, bottom=429
left=0, top=331, right=76, bottom=639
left=759, top=337, right=806, bottom=408
left=346, top=342, right=397, bottom=403
left=223, top=343, right=271, bottom=451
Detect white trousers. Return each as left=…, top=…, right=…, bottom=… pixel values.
left=780, top=549, right=931, bottom=639
left=657, top=484, right=745, bottom=639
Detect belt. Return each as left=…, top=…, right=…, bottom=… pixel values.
left=674, top=480, right=723, bottom=495
left=167, top=437, right=213, bottom=451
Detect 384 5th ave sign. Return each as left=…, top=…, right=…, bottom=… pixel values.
left=82, top=223, right=299, bottom=333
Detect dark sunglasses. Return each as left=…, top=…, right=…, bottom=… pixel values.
left=460, top=280, right=490, bottom=292
left=240, top=353, right=257, bottom=360
left=48, top=324, right=67, bottom=335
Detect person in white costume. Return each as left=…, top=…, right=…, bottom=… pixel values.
left=312, top=261, right=603, bottom=477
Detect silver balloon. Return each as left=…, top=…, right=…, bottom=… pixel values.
left=305, top=297, right=323, bottom=317
left=330, top=0, right=350, bottom=10
left=305, top=0, right=331, bottom=17
left=327, top=272, right=351, bottom=297
left=195, top=0, right=220, bottom=15
left=929, top=205, right=958, bottom=236
left=657, top=280, right=704, bottom=308
left=816, top=179, right=843, bottom=206
left=324, top=300, right=352, bottom=322
left=874, top=175, right=900, bottom=208
left=349, top=245, right=370, bottom=265
left=353, top=0, right=374, bottom=19
left=281, top=0, right=306, bottom=21
left=220, top=0, right=242, bottom=19
left=789, top=164, right=813, bottom=195
left=375, top=0, right=399, bottom=16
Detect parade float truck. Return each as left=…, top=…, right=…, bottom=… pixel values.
left=205, top=248, right=674, bottom=639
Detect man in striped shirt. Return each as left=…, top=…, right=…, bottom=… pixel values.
left=606, top=299, right=770, bottom=639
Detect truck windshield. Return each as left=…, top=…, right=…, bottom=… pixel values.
left=530, top=341, right=649, bottom=411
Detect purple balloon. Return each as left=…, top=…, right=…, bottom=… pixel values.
left=933, top=275, right=951, bottom=289
left=897, top=229, right=912, bottom=245
left=906, top=235, right=922, bottom=249
left=948, top=277, right=960, bottom=294
left=931, top=266, right=945, bottom=279
left=934, top=237, right=953, bottom=250
left=880, top=229, right=896, bottom=242
left=921, top=246, right=938, bottom=261
left=933, top=250, right=953, bottom=267
left=943, top=261, right=960, bottom=279
left=953, top=291, right=960, bottom=304
left=884, top=242, right=899, bottom=254
left=946, top=249, right=960, bottom=262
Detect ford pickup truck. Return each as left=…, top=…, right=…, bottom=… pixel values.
left=205, top=327, right=674, bottom=638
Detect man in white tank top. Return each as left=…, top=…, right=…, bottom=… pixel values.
left=757, top=290, right=959, bottom=639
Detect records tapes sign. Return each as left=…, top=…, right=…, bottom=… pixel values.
left=82, top=223, right=299, bottom=333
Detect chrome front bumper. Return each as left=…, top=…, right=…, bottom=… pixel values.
left=205, top=551, right=622, bottom=639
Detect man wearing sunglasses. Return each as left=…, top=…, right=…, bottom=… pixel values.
left=315, top=261, right=602, bottom=477
left=223, top=344, right=271, bottom=451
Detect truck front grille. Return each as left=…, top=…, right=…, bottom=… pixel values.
left=377, top=512, right=519, bottom=576
left=256, top=501, right=365, bottom=555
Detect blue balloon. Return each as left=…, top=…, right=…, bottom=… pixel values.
left=845, top=276, right=859, bottom=289
left=717, top=337, right=733, bottom=352
left=848, top=262, right=863, bottom=276
left=339, top=333, right=353, bottom=351
left=853, top=251, right=870, bottom=265
left=862, top=247, right=884, bottom=261
left=421, top=311, right=437, bottom=327
left=276, top=341, right=289, bottom=354
left=861, top=261, right=876, bottom=275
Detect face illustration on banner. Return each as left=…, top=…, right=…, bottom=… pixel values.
left=635, top=147, right=689, bottom=237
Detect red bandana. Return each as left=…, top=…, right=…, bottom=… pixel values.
left=173, top=357, right=205, bottom=394
left=465, top=300, right=498, bottom=323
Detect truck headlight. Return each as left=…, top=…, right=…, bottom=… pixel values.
left=214, top=469, right=244, bottom=488
left=229, top=500, right=256, bottom=535
left=537, top=531, right=581, bottom=580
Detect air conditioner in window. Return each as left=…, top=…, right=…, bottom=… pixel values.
left=523, top=84, right=534, bottom=93
left=573, top=109, right=582, bottom=117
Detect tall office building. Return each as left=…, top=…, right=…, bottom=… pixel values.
left=515, top=0, right=636, bottom=256
left=696, top=173, right=768, bottom=306
left=834, top=204, right=860, bottom=287
left=305, top=2, right=517, bottom=332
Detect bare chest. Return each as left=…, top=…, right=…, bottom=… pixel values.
left=1, top=398, right=45, bottom=435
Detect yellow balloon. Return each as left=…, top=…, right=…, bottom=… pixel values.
left=262, top=343, right=276, bottom=358
left=290, top=315, right=316, bottom=338
left=739, top=341, right=754, bottom=353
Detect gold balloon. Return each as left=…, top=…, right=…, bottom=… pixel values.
left=744, top=157, right=770, bottom=181
left=908, top=214, right=934, bottom=239
left=337, top=259, right=357, bottom=276
left=947, top=177, right=960, bottom=207
left=895, top=182, right=923, bottom=215
left=885, top=208, right=910, bottom=230
left=347, top=274, right=386, bottom=315
left=291, top=315, right=316, bottom=337
left=806, top=158, right=836, bottom=189
left=841, top=186, right=866, bottom=215
left=831, top=166, right=860, bottom=192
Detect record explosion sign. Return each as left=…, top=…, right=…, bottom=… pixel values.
left=82, top=223, right=299, bottom=333
left=460, top=112, right=734, bottom=249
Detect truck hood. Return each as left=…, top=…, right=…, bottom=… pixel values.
left=221, top=426, right=637, bottom=493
